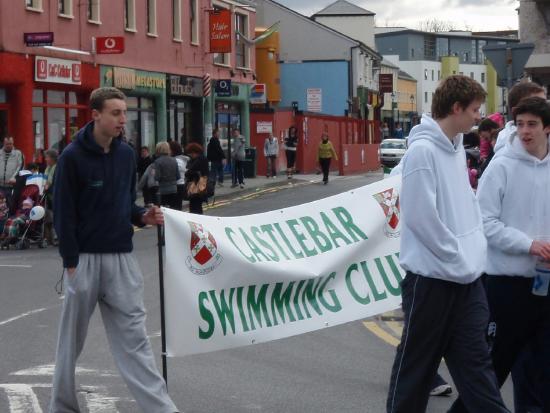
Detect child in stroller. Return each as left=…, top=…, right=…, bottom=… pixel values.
left=0, top=191, right=9, bottom=233
left=1, top=175, right=47, bottom=250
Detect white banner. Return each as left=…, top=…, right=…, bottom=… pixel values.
left=163, top=176, right=403, bottom=357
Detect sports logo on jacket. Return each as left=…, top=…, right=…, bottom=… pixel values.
left=373, top=188, right=400, bottom=238
left=185, top=222, right=223, bottom=275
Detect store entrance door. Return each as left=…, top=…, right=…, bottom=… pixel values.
left=0, top=107, right=10, bottom=141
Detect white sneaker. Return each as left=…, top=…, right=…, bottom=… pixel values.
left=430, top=384, right=452, bottom=396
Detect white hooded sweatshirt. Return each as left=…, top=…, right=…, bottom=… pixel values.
left=494, top=120, right=515, bottom=153
left=477, top=132, right=550, bottom=277
left=399, top=115, right=487, bottom=283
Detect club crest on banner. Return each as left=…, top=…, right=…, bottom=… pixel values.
left=185, top=222, right=223, bottom=275
left=373, top=188, right=400, bottom=238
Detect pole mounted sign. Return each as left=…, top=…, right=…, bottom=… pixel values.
left=209, top=9, right=232, bottom=53
left=96, top=36, right=125, bottom=54
left=379, top=74, right=393, bottom=94
left=24, top=32, right=54, bottom=47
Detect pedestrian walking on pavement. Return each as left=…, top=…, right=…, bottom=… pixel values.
left=264, top=132, right=279, bottom=178
left=170, top=140, right=189, bottom=211
left=0, top=136, right=24, bottom=210
left=317, top=132, right=338, bottom=184
left=231, top=128, right=246, bottom=188
left=137, top=146, right=154, bottom=206
left=49, top=87, right=178, bottom=413
left=207, top=128, right=225, bottom=186
left=153, top=141, right=180, bottom=210
left=184, top=143, right=209, bottom=215
left=284, top=126, right=298, bottom=179
left=449, top=97, right=550, bottom=413
left=386, top=75, right=509, bottom=413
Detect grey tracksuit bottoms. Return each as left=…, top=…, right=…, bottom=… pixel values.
left=49, top=253, right=177, bottom=413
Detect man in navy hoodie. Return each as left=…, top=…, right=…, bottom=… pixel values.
left=386, top=76, right=509, bottom=413
left=49, top=87, right=178, bottom=413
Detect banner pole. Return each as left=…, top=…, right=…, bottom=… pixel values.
left=156, top=194, right=168, bottom=386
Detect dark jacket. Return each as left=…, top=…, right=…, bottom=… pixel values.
left=207, top=137, right=225, bottom=162
left=185, top=154, right=209, bottom=183
left=137, top=155, right=153, bottom=179
left=53, top=121, right=145, bottom=268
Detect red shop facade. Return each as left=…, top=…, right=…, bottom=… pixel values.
left=0, top=52, right=99, bottom=162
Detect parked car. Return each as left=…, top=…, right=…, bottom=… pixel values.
left=378, top=138, right=407, bottom=167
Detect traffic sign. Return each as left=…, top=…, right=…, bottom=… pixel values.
left=96, top=36, right=125, bottom=54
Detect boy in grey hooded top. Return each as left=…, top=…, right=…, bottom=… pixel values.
left=387, top=75, right=508, bottom=413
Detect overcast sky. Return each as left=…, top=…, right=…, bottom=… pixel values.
left=274, top=0, right=519, bottom=31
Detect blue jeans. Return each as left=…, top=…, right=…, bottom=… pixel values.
left=210, top=161, right=224, bottom=184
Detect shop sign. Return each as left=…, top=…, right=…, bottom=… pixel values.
left=215, top=79, right=232, bottom=97
left=169, top=75, right=203, bottom=97
left=96, top=36, right=125, bottom=54
left=307, top=88, right=322, bottom=112
left=209, top=9, right=232, bottom=53
left=250, top=84, right=267, bottom=104
left=24, top=32, right=54, bottom=47
left=35, top=56, right=81, bottom=85
left=379, top=74, right=393, bottom=94
left=256, top=121, right=273, bottom=134
left=112, top=67, right=166, bottom=90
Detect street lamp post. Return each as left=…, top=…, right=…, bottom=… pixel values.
left=409, top=94, right=415, bottom=132
left=391, top=92, right=397, bottom=133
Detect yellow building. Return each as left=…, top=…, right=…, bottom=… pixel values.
left=255, top=29, right=281, bottom=104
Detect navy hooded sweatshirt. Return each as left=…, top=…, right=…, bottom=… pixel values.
left=53, top=121, right=145, bottom=268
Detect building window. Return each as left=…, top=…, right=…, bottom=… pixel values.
left=213, top=5, right=230, bottom=66
left=478, top=40, right=486, bottom=63
left=471, top=40, right=477, bottom=64
left=26, top=0, right=43, bottom=11
left=125, top=0, right=136, bottom=31
left=411, top=48, right=415, bottom=58
left=190, top=0, right=199, bottom=44
left=58, top=0, right=72, bottom=17
left=173, top=0, right=181, bottom=40
left=124, top=97, right=156, bottom=151
left=438, top=70, right=441, bottom=80
left=424, top=69, right=428, bottom=80
left=470, top=72, right=474, bottom=79
left=431, top=70, right=434, bottom=81
left=463, top=52, right=469, bottom=64
left=235, top=13, right=249, bottom=68
left=424, top=35, right=436, bottom=60
left=32, top=89, right=87, bottom=154
left=424, top=92, right=428, bottom=103
left=147, top=0, right=157, bottom=35
left=87, top=0, right=100, bottom=23
left=481, top=72, right=486, bottom=83
left=436, top=37, right=449, bottom=59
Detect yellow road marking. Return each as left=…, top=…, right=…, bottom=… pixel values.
left=386, top=321, right=403, bottom=338
left=363, top=321, right=401, bottom=347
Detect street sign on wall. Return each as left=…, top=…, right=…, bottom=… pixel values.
left=209, top=9, right=232, bottom=53
left=307, top=88, right=322, bottom=112
left=250, top=84, right=267, bottom=104
left=379, top=74, right=393, bottom=94
left=35, top=56, right=81, bottom=85
left=24, top=32, right=54, bottom=47
left=96, top=36, right=125, bottom=54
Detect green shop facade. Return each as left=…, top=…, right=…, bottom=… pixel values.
left=101, top=66, right=167, bottom=153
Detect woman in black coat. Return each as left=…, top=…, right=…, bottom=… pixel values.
left=184, top=143, right=209, bottom=215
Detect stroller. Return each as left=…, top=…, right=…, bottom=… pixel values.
left=1, top=174, right=48, bottom=250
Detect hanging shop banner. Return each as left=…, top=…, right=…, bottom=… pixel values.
left=163, top=176, right=404, bottom=357
left=209, top=9, right=232, bottom=53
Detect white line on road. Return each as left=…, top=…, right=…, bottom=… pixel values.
left=0, top=308, right=48, bottom=327
left=0, top=265, right=33, bottom=268
left=0, top=384, right=43, bottom=413
left=12, top=364, right=116, bottom=377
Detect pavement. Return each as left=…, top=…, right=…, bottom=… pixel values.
left=138, top=169, right=384, bottom=208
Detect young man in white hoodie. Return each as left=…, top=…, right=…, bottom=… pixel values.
left=450, top=97, right=550, bottom=412
left=386, top=75, right=509, bottom=413
left=494, top=81, right=546, bottom=153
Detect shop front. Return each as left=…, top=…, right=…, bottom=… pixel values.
left=167, top=75, right=203, bottom=147
left=101, top=66, right=167, bottom=153
left=205, top=82, right=251, bottom=161
left=0, top=52, right=99, bottom=161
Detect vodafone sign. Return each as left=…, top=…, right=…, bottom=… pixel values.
left=96, top=36, right=124, bottom=54
left=35, top=56, right=81, bottom=85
